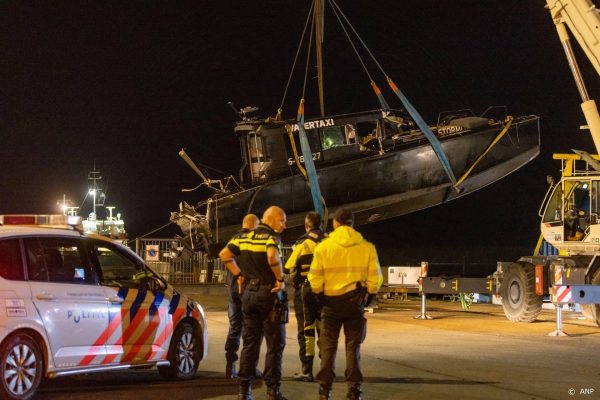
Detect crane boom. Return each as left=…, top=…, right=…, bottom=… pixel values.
left=547, top=0, right=600, bottom=153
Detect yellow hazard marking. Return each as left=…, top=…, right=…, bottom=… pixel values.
left=453, top=116, right=514, bottom=189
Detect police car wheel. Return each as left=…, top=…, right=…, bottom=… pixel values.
left=0, top=333, right=43, bottom=400
left=158, top=322, right=200, bottom=380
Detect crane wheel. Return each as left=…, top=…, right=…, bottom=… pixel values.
left=500, top=263, right=543, bottom=323
left=580, top=269, right=600, bottom=327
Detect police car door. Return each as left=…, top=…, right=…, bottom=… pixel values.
left=90, top=241, right=168, bottom=364
left=24, top=237, right=108, bottom=368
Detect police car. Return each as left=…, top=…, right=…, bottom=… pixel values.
left=0, top=215, right=208, bottom=400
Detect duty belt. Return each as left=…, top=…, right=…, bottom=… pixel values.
left=247, top=278, right=273, bottom=290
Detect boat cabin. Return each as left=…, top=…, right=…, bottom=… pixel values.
left=234, top=109, right=418, bottom=185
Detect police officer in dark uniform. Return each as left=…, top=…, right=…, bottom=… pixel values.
left=219, top=206, right=288, bottom=400
left=224, top=214, right=259, bottom=379
left=283, top=211, right=324, bottom=382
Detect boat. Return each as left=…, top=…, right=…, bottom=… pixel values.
left=170, top=2, right=540, bottom=251
left=59, top=168, right=128, bottom=242
left=173, top=106, right=539, bottom=250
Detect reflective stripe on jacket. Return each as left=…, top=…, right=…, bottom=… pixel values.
left=226, top=223, right=281, bottom=285
left=284, top=229, right=323, bottom=278
left=308, top=225, right=383, bottom=296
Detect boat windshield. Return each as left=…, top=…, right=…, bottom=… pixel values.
left=321, top=126, right=346, bottom=149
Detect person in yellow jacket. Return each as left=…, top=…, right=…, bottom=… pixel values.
left=283, top=211, right=324, bottom=382
left=308, top=208, right=383, bottom=400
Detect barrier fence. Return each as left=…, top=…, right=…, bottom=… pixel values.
left=134, top=238, right=226, bottom=284
left=134, top=238, right=293, bottom=285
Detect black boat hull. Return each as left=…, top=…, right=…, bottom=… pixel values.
left=210, top=115, right=540, bottom=243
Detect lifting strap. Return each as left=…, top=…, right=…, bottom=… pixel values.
left=387, top=77, right=458, bottom=188
left=452, top=116, right=514, bottom=190
left=286, top=125, right=308, bottom=178
left=327, top=0, right=460, bottom=188
left=370, top=80, right=390, bottom=110
left=288, top=99, right=329, bottom=224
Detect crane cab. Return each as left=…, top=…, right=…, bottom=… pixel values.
left=540, top=153, right=600, bottom=254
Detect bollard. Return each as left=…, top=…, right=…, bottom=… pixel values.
left=414, top=261, right=432, bottom=320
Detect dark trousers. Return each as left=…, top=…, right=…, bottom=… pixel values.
left=301, top=283, right=320, bottom=357
left=225, top=286, right=243, bottom=362
left=239, top=286, right=286, bottom=387
left=293, top=286, right=308, bottom=364
left=316, top=297, right=366, bottom=388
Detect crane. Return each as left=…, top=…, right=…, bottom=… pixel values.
left=495, top=0, right=600, bottom=326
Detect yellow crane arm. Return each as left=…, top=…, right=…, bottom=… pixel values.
left=547, top=0, right=600, bottom=153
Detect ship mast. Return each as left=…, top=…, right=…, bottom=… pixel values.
left=88, top=167, right=102, bottom=219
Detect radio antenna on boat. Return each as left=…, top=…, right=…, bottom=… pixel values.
left=227, top=101, right=259, bottom=121
left=179, top=149, right=225, bottom=193
left=227, top=101, right=242, bottom=120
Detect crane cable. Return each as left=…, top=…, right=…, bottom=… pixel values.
left=275, top=0, right=316, bottom=121
left=328, top=0, right=459, bottom=190
left=283, top=7, right=329, bottom=224
left=328, top=0, right=390, bottom=110
left=298, top=7, right=328, bottom=222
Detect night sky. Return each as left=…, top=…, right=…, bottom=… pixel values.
left=2, top=1, right=599, bottom=265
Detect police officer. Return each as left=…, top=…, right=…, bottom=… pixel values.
left=219, top=206, right=288, bottom=400
left=308, top=209, right=383, bottom=400
left=224, top=214, right=259, bottom=379
left=283, top=211, right=324, bottom=382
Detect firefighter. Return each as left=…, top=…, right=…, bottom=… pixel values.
left=308, top=208, right=383, bottom=400
left=224, top=214, right=259, bottom=379
left=283, top=211, right=324, bottom=382
left=219, top=206, right=289, bottom=400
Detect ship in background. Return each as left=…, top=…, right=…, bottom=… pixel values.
left=58, top=167, right=127, bottom=242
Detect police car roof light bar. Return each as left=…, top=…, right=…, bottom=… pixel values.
left=0, top=214, right=84, bottom=232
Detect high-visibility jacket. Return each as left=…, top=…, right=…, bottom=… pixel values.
left=283, top=229, right=323, bottom=286
left=308, top=225, right=382, bottom=297
left=226, top=223, right=282, bottom=285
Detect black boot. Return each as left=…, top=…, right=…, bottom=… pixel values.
left=266, top=384, right=288, bottom=400
left=347, top=383, right=362, bottom=400
left=238, top=380, right=252, bottom=400
left=292, top=356, right=314, bottom=381
left=226, top=360, right=237, bottom=379
left=319, top=385, right=332, bottom=400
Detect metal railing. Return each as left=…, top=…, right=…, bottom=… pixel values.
left=134, top=238, right=226, bottom=284
left=133, top=239, right=294, bottom=285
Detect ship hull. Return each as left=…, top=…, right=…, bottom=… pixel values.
left=210, top=115, right=540, bottom=243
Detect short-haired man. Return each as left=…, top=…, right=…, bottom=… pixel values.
left=219, top=206, right=289, bottom=400
left=308, top=209, right=383, bottom=400
left=224, top=214, right=259, bottom=379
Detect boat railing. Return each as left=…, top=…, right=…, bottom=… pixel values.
left=479, top=105, right=508, bottom=121
left=436, top=106, right=509, bottom=127
left=436, top=108, right=476, bottom=126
